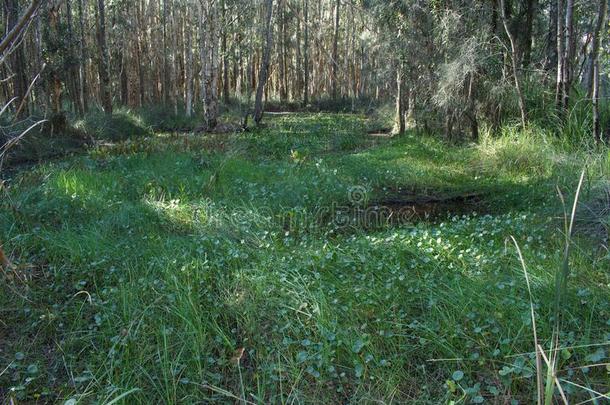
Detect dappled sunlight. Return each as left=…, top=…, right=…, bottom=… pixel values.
left=2, top=114, right=609, bottom=403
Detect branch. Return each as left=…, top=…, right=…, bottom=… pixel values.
left=0, top=0, right=44, bottom=57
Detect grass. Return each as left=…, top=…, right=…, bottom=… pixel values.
left=1, top=113, right=609, bottom=403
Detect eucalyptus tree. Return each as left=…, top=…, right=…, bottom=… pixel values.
left=253, top=0, right=274, bottom=124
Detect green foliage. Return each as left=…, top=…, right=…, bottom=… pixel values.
left=137, top=105, right=203, bottom=132
left=1, top=114, right=609, bottom=403
left=77, top=108, right=152, bottom=141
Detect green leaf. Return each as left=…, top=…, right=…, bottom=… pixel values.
left=452, top=370, right=464, bottom=381
left=352, top=339, right=366, bottom=354
left=296, top=351, right=308, bottom=363
left=354, top=363, right=364, bottom=378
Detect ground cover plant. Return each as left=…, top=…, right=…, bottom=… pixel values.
left=1, top=114, right=609, bottom=404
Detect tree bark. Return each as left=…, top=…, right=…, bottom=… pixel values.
left=394, top=62, right=406, bottom=135
left=202, top=0, right=219, bottom=129
left=331, top=0, right=340, bottom=100
left=521, top=0, right=537, bottom=67
left=96, top=0, right=112, bottom=114
left=78, top=0, right=88, bottom=113
left=561, top=0, right=574, bottom=110
left=185, top=8, right=194, bottom=117
left=586, top=0, right=607, bottom=99
left=221, top=0, right=230, bottom=104
left=499, top=0, right=526, bottom=128
left=5, top=0, right=30, bottom=118
left=589, top=0, right=607, bottom=142
left=302, top=0, right=309, bottom=106
left=253, top=0, right=274, bottom=125
left=0, top=0, right=43, bottom=57
left=555, top=0, right=565, bottom=108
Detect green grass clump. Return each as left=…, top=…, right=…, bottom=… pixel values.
left=1, top=114, right=609, bottom=403
left=77, top=108, right=152, bottom=141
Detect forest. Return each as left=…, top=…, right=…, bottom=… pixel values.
left=0, top=0, right=609, bottom=403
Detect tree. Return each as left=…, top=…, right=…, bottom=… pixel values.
left=253, top=0, right=274, bottom=125
left=588, top=0, right=607, bottom=142
left=200, top=0, right=220, bottom=129
left=96, top=0, right=112, bottom=114
left=500, top=0, right=527, bottom=128
left=331, top=0, right=340, bottom=100
left=5, top=0, right=30, bottom=118
left=302, top=0, right=309, bottom=105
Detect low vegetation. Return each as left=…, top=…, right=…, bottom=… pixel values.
left=1, top=114, right=609, bottom=403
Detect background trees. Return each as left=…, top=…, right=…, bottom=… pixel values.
left=0, top=0, right=608, bottom=138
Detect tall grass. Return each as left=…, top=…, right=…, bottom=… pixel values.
left=1, top=113, right=609, bottom=403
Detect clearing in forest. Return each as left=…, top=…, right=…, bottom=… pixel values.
left=1, top=114, right=609, bottom=403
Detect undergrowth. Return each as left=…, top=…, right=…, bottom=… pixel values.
left=1, top=114, right=609, bottom=403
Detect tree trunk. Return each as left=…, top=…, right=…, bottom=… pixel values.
left=555, top=0, right=565, bottom=108
left=586, top=0, right=607, bottom=99
left=562, top=0, right=574, bottom=110
left=65, top=0, right=84, bottom=115
left=185, top=10, right=194, bottom=117
left=221, top=0, right=230, bottom=104
left=253, top=0, right=274, bottom=125
left=202, top=0, right=219, bottom=129
left=78, top=0, right=88, bottom=112
left=331, top=0, right=340, bottom=100
left=302, top=0, right=309, bottom=106
left=499, top=0, right=526, bottom=128
left=467, top=73, right=478, bottom=142
left=6, top=0, right=30, bottom=118
left=546, top=0, right=558, bottom=71
left=521, top=0, right=537, bottom=67
left=394, top=63, right=406, bottom=135
left=589, top=0, right=607, bottom=142
left=96, top=0, right=112, bottom=114
left=162, top=0, right=170, bottom=105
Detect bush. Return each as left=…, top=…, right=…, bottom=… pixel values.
left=77, top=108, right=152, bottom=141
left=137, top=104, right=202, bottom=132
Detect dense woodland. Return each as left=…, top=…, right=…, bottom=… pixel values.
left=1, top=0, right=610, bottom=404
left=0, top=0, right=608, bottom=140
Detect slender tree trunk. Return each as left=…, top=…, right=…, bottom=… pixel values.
left=47, top=2, right=64, bottom=117
left=499, top=0, right=526, bottom=128
left=555, top=0, right=565, bottom=108
left=302, top=0, right=309, bottom=106
left=6, top=0, right=30, bottom=118
left=254, top=0, right=274, bottom=124
left=295, top=2, right=302, bottom=100
left=589, top=0, right=607, bottom=142
left=546, top=0, right=558, bottom=71
left=331, top=0, right=340, bottom=100
left=170, top=4, right=178, bottom=114
left=221, top=0, right=230, bottom=104
left=202, top=0, right=219, bottom=129
left=185, top=10, right=194, bottom=117
left=562, top=0, right=574, bottom=110
left=77, top=0, right=91, bottom=112
left=162, top=0, right=170, bottom=105
left=467, top=73, right=478, bottom=141
left=394, top=62, right=406, bottom=135
left=521, top=0, right=537, bottom=67
left=586, top=0, right=607, bottom=99
left=96, top=0, right=112, bottom=114
left=65, top=0, right=84, bottom=115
